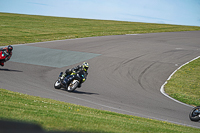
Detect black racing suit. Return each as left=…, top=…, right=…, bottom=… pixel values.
left=60, top=65, right=88, bottom=88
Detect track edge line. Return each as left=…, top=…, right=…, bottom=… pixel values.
left=160, top=56, right=200, bottom=108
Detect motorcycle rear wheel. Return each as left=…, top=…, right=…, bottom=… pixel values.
left=66, top=79, right=80, bottom=92
left=189, top=106, right=200, bottom=122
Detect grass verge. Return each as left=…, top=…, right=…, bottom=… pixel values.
left=1, top=88, right=199, bottom=133
left=165, top=57, right=200, bottom=106
left=0, top=12, right=200, bottom=46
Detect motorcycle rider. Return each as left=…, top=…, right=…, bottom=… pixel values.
left=0, top=45, right=13, bottom=66
left=60, top=62, right=89, bottom=88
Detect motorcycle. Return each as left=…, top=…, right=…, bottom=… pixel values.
left=0, top=51, right=6, bottom=64
left=189, top=106, right=200, bottom=121
left=54, top=71, right=84, bottom=92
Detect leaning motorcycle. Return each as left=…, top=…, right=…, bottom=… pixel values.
left=0, top=51, right=6, bottom=64
left=189, top=106, right=200, bottom=121
left=54, top=72, right=84, bottom=92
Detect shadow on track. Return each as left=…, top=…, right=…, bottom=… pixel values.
left=73, top=90, right=99, bottom=95
left=59, top=88, right=99, bottom=95
left=0, top=68, right=23, bottom=72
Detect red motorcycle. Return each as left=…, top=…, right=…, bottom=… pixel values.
left=0, top=51, right=6, bottom=65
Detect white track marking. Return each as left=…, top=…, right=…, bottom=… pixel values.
left=160, top=56, right=200, bottom=107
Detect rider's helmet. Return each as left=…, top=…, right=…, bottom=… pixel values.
left=7, top=45, right=13, bottom=53
left=82, top=62, right=89, bottom=71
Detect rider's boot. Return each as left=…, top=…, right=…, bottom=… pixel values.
left=78, top=83, right=82, bottom=88
left=0, top=62, right=4, bottom=67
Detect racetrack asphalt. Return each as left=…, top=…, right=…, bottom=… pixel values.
left=1, top=31, right=200, bottom=128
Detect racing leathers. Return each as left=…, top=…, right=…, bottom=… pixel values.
left=60, top=65, right=88, bottom=88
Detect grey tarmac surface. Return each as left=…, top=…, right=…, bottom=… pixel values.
left=1, top=31, right=200, bottom=128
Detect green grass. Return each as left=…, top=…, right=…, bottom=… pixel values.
left=0, top=12, right=200, bottom=46
left=1, top=12, right=200, bottom=132
left=165, top=57, right=200, bottom=106
left=1, top=88, right=199, bottom=133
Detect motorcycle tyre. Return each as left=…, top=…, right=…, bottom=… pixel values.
left=65, top=78, right=80, bottom=92
left=189, top=106, right=200, bottom=122
left=54, top=80, right=61, bottom=89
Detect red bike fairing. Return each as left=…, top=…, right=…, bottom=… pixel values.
left=0, top=51, right=6, bottom=66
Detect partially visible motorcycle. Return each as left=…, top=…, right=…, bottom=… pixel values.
left=189, top=106, right=200, bottom=121
left=54, top=71, right=84, bottom=92
left=0, top=51, right=6, bottom=65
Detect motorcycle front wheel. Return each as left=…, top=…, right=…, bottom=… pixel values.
left=189, top=106, right=200, bottom=122
left=54, top=80, right=61, bottom=89
left=66, top=79, right=80, bottom=92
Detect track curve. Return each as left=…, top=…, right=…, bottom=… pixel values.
left=1, top=31, right=200, bottom=128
